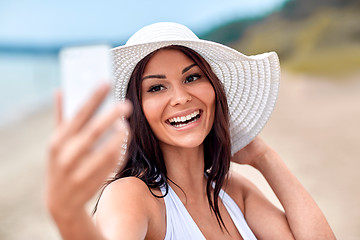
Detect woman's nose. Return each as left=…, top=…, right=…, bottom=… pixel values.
left=170, top=85, right=192, bottom=106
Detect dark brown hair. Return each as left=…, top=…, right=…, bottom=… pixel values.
left=95, top=45, right=231, bottom=229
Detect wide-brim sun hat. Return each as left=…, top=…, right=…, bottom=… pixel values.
left=112, top=22, right=280, bottom=155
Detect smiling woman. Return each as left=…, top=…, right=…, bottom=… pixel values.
left=45, top=22, right=336, bottom=240
left=103, top=46, right=232, bottom=237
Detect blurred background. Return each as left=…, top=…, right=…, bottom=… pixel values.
left=0, top=0, right=359, bottom=239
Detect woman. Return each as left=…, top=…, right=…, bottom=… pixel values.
left=46, top=22, right=335, bottom=239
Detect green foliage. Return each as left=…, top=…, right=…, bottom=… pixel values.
left=284, top=45, right=360, bottom=76
left=202, top=0, right=360, bottom=77
left=199, top=18, right=261, bottom=45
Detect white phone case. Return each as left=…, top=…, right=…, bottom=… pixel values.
left=59, top=44, right=115, bottom=120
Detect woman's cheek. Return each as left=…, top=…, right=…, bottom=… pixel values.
left=142, top=96, right=164, bottom=126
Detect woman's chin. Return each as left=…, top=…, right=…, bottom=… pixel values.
left=159, top=137, right=205, bottom=151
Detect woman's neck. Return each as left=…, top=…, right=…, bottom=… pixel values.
left=160, top=143, right=207, bottom=203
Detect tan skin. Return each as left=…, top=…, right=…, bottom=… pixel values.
left=46, top=49, right=336, bottom=240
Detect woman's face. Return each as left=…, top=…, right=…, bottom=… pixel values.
left=141, top=49, right=215, bottom=150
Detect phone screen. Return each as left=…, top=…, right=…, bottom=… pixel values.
left=59, top=45, right=115, bottom=121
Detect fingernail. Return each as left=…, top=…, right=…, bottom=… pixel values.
left=117, top=100, right=133, bottom=114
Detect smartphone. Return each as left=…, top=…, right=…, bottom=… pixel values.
left=59, top=44, right=115, bottom=121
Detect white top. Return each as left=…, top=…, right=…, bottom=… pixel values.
left=160, top=184, right=257, bottom=240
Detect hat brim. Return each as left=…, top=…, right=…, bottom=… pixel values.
left=112, top=39, right=280, bottom=155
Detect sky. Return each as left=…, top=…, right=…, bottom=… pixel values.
left=0, top=0, right=288, bottom=47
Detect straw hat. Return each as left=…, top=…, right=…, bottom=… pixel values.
left=112, top=22, right=280, bottom=155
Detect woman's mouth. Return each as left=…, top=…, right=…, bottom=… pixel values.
left=167, top=110, right=202, bottom=128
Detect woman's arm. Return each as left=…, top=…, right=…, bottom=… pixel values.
left=45, top=84, right=139, bottom=240
left=231, top=137, right=336, bottom=240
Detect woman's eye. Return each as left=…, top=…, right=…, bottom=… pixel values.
left=148, top=85, right=165, bottom=92
left=185, top=74, right=201, bottom=83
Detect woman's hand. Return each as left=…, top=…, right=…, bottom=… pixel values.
left=45, top=83, right=132, bottom=225
left=231, top=136, right=277, bottom=168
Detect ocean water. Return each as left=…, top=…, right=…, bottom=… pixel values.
left=0, top=53, right=60, bottom=127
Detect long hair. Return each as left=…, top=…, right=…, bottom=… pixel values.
left=95, top=45, right=231, bottom=229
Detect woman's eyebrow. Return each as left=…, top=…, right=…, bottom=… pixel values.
left=182, top=63, right=197, bottom=74
left=142, top=74, right=166, bottom=81
left=142, top=63, right=197, bottom=80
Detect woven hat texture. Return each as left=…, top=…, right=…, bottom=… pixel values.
left=112, top=22, right=280, bottom=155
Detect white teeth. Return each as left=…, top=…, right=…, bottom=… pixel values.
left=169, top=110, right=200, bottom=124
left=173, top=117, right=198, bottom=128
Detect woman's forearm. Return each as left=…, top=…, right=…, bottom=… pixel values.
left=253, top=151, right=336, bottom=240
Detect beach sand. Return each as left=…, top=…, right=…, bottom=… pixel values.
left=0, top=72, right=359, bottom=239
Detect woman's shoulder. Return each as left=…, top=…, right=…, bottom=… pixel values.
left=104, top=176, right=153, bottom=196
left=95, top=176, right=166, bottom=239
left=99, top=177, right=150, bottom=207
left=98, top=176, right=164, bottom=214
